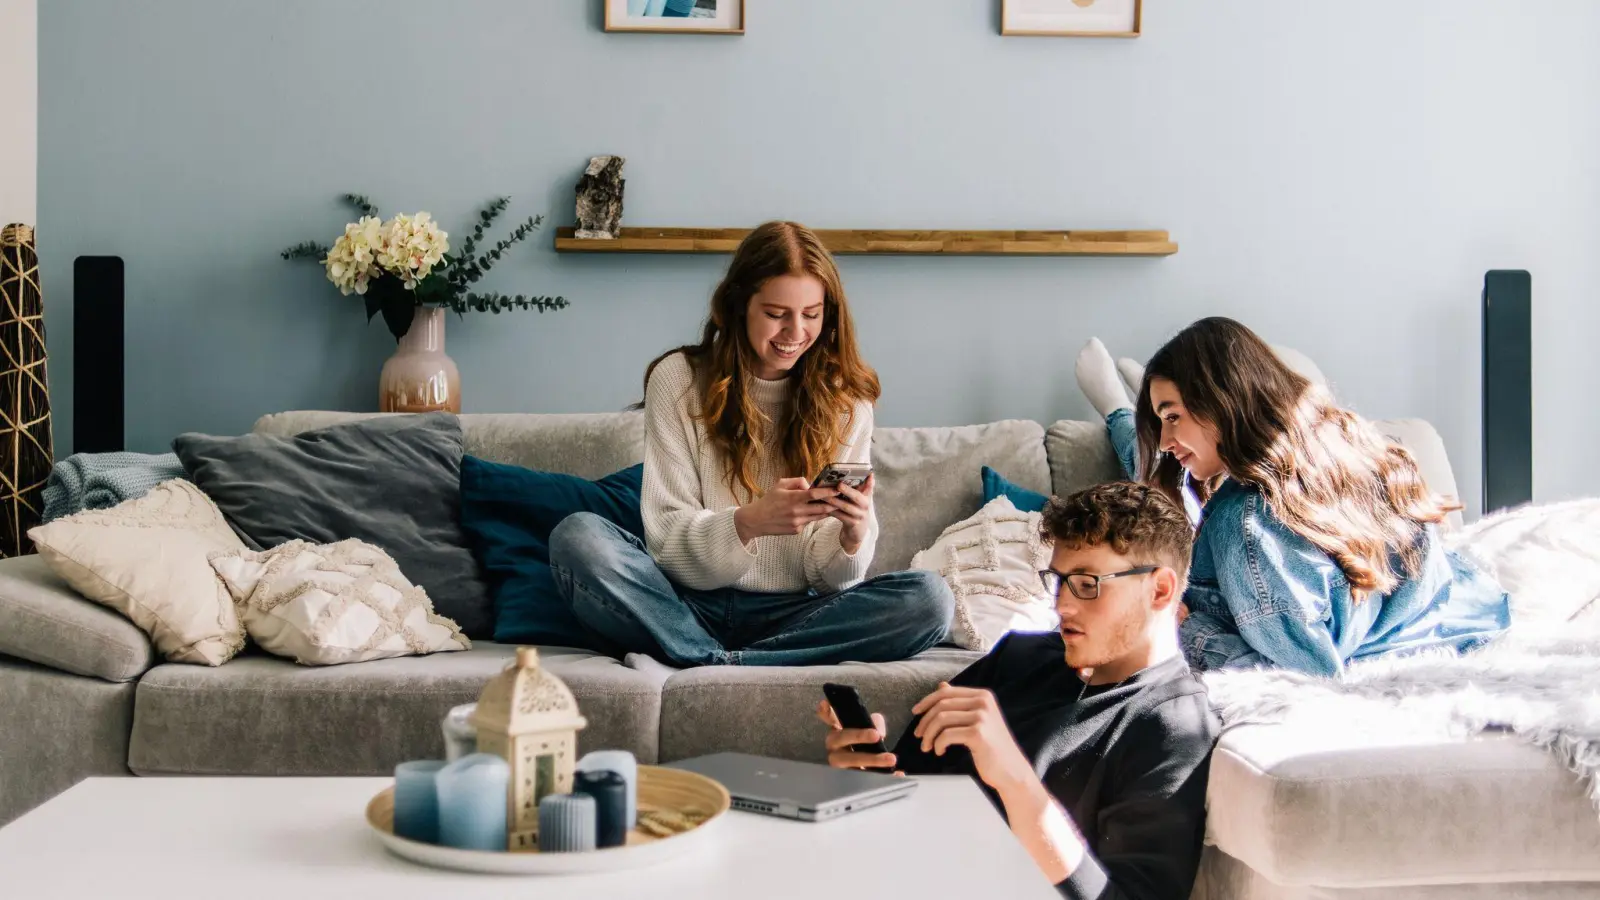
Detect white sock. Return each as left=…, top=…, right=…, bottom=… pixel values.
left=1076, top=339, right=1133, bottom=418
left=1116, top=358, right=1145, bottom=398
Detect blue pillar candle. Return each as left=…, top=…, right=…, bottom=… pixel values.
left=573, top=769, right=629, bottom=848
left=576, top=750, right=637, bottom=826
left=435, top=753, right=510, bottom=852
left=538, top=794, right=597, bottom=853
left=392, top=760, right=446, bottom=844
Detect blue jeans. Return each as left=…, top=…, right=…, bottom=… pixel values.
left=548, top=512, right=954, bottom=667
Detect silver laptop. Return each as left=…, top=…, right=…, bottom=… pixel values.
left=665, top=751, right=917, bottom=822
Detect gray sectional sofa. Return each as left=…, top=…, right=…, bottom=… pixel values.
left=3, top=409, right=1596, bottom=899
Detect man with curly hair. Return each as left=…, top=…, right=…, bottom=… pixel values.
left=817, top=482, right=1221, bottom=900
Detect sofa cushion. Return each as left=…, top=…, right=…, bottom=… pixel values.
left=0, top=555, right=155, bottom=683
left=870, top=421, right=1049, bottom=576
left=982, top=465, right=1050, bottom=513
left=1372, top=418, right=1464, bottom=532
left=1206, top=722, right=1600, bottom=887
left=1045, top=419, right=1123, bottom=499
left=176, top=412, right=494, bottom=640
left=653, top=648, right=982, bottom=763
left=28, top=480, right=247, bottom=667
left=252, top=411, right=646, bottom=479
left=128, top=642, right=663, bottom=775
left=0, top=656, right=136, bottom=828
left=459, top=456, right=643, bottom=650
left=210, top=539, right=471, bottom=666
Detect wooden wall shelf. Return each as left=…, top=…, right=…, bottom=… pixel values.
left=554, top=227, right=1177, bottom=257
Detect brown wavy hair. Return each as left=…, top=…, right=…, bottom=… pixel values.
left=1133, top=317, right=1456, bottom=600
left=1041, top=482, right=1194, bottom=581
left=641, top=221, right=880, bottom=501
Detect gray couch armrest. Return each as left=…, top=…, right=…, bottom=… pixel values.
left=0, top=555, right=155, bottom=683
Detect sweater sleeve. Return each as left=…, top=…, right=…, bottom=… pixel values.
left=803, top=401, right=878, bottom=593
left=640, top=354, right=758, bottom=591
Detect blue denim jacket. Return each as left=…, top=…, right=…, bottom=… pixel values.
left=1107, top=409, right=1510, bottom=676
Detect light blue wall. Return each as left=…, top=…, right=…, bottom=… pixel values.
left=38, top=0, right=1600, bottom=514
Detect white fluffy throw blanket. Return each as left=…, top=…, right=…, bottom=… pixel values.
left=1202, top=626, right=1600, bottom=817
left=1202, top=498, right=1600, bottom=817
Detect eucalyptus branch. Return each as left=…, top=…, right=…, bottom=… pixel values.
left=458, top=198, right=509, bottom=266
left=343, top=194, right=380, bottom=218
left=280, top=240, right=330, bottom=261
left=454, top=292, right=569, bottom=314
left=464, top=214, right=545, bottom=285
left=450, top=199, right=515, bottom=290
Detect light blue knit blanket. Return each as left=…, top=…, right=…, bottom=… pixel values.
left=40, top=452, right=187, bottom=523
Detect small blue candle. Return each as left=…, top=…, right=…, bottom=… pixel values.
left=392, top=760, right=446, bottom=844
left=435, top=753, right=510, bottom=852
left=574, top=769, right=629, bottom=848
left=538, top=794, right=597, bottom=852
left=576, top=750, right=638, bottom=826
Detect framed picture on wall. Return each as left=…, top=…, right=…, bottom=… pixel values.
left=1001, top=0, right=1141, bottom=38
left=605, top=0, right=744, bottom=34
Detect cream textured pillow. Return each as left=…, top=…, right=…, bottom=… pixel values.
left=209, top=538, right=470, bottom=666
left=911, top=496, right=1059, bottom=651
left=28, top=479, right=246, bottom=666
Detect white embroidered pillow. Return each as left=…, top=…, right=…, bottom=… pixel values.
left=28, top=479, right=246, bottom=666
left=209, top=539, right=470, bottom=666
left=911, top=496, right=1058, bottom=652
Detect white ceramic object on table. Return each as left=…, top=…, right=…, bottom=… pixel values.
left=440, top=703, right=477, bottom=762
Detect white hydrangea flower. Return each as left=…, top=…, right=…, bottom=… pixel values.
left=323, top=216, right=384, bottom=296
left=377, top=212, right=450, bottom=289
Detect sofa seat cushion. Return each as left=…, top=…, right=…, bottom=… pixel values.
left=0, top=555, right=155, bottom=683
left=653, top=648, right=983, bottom=763
left=128, top=642, right=663, bottom=775
left=1206, top=722, right=1600, bottom=887
left=870, top=420, right=1050, bottom=576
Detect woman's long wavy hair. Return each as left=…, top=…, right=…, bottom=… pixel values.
left=1134, top=317, right=1456, bottom=600
left=640, top=221, right=880, bottom=501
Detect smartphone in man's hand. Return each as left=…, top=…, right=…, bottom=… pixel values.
left=823, top=682, right=894, bottom=773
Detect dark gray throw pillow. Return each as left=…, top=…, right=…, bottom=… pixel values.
left=172, top=412, right=493, bottom=639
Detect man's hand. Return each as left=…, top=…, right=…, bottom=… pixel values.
left=816, top=700, right=900, bottom=773
left=911, top=683, right=1034, bottom=794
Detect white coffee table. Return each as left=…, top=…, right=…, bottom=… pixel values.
left=0, top=775, right=1060, bottom=898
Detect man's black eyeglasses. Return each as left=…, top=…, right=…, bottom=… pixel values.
left=1038, top=566, right=1161, bottom=601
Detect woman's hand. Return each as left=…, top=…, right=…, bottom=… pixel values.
left=821, top=474, right=874, bottom=554
left=733, top=477, right=837, bottom=543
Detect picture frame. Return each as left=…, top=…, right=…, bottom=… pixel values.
left=1001, top=0, right=1141, bottom=38
left=605, top=0, right=744, bottom=35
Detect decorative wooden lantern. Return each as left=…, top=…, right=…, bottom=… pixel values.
left=471, top=647, right=587, bottom=851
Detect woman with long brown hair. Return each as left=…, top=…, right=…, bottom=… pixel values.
left=548, top=222, right=953, bottom=667
left=1077, top=317, right=1509, bottom=676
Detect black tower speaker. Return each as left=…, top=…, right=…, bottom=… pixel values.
left=1482, top=269, right=1532, bottom=514
left=72, top=256, right=124, bottom=454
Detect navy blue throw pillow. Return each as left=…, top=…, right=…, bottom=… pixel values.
left=459, top=456, right=643, bottom=650
left=981, top=465, right=1051, bottom=513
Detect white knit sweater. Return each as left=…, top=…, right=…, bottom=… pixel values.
left=641, top=352, right=877, bottom=593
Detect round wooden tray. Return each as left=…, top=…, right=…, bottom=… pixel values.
left=366, top=764, right=731, bottom=875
